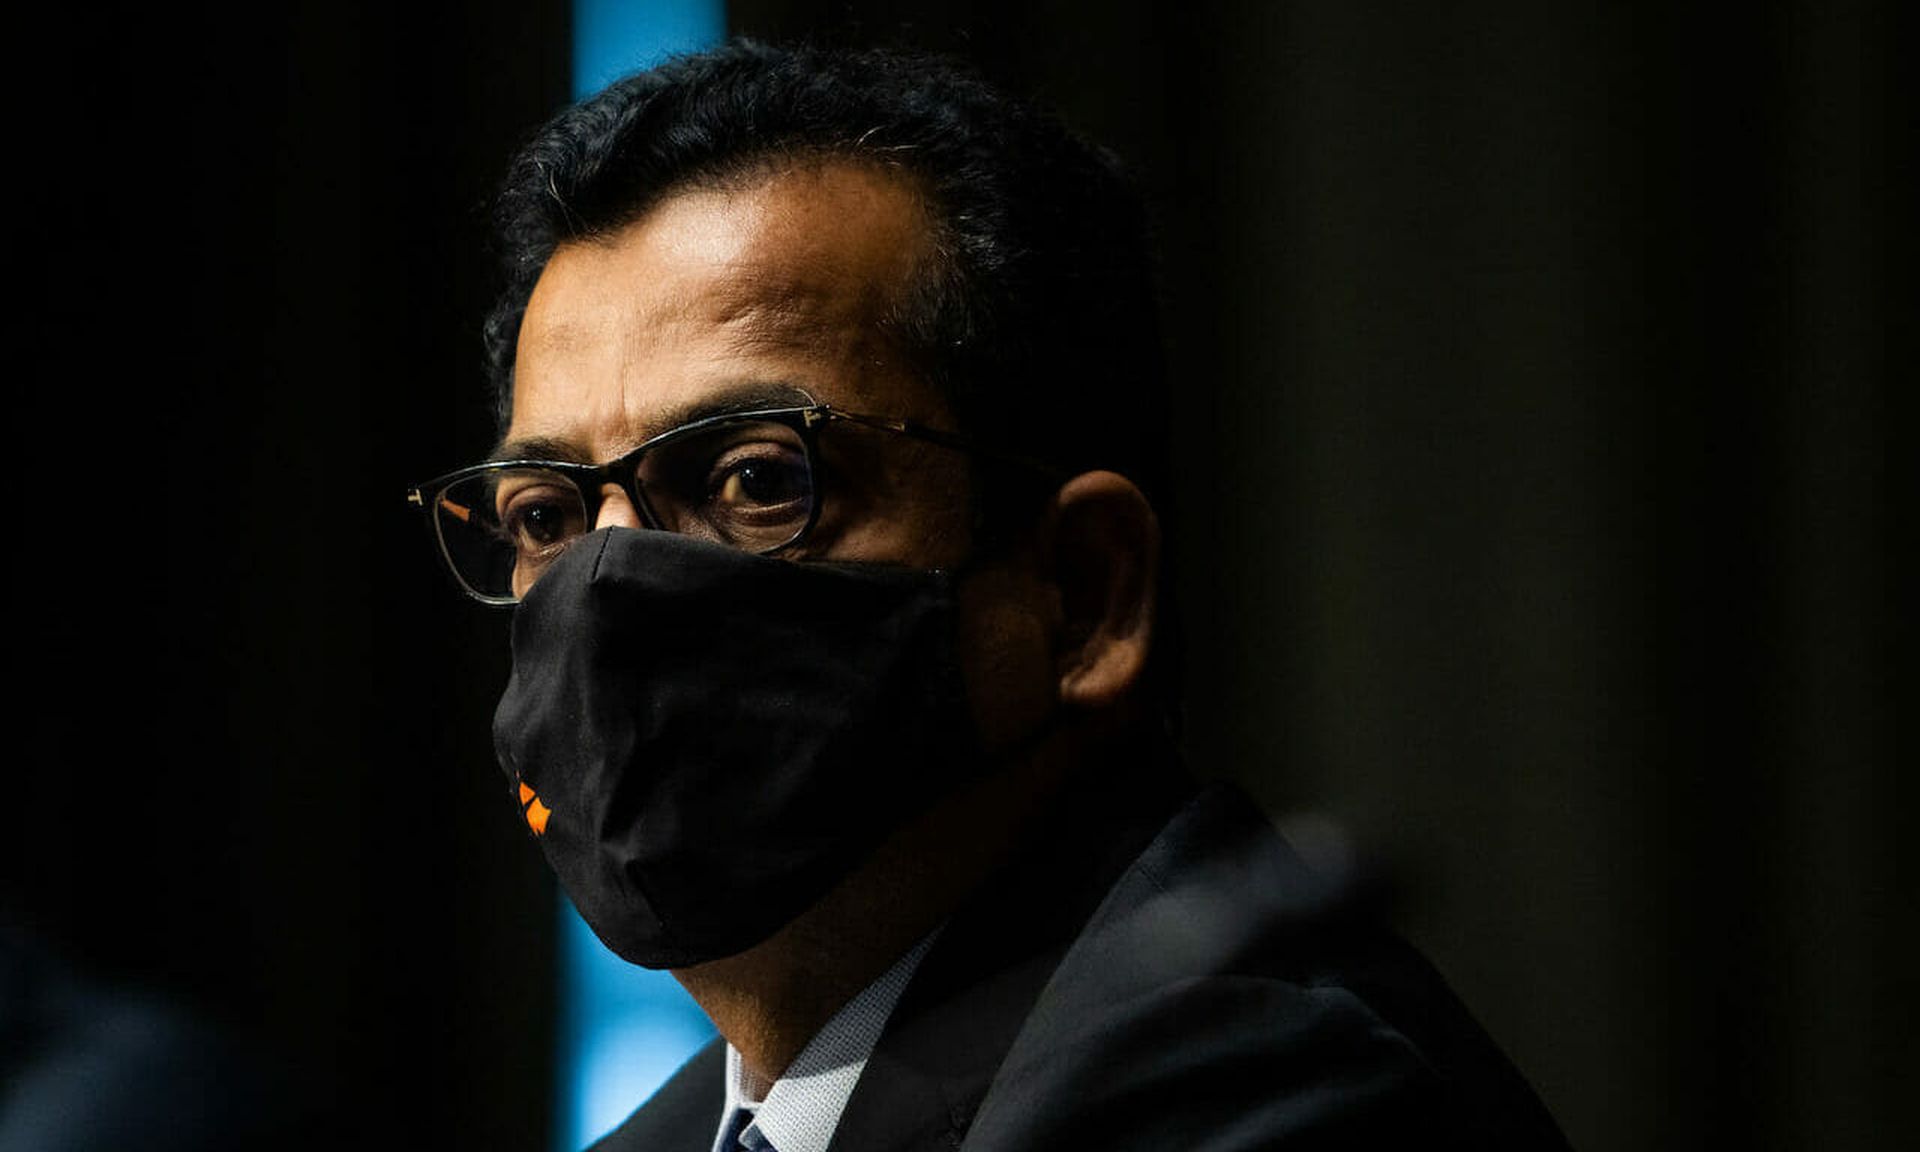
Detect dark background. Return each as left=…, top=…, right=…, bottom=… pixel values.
left=8, top=2, right=1905, bottom=1150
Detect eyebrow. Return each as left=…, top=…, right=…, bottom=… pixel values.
left=489, top=381, right=818, bottom=464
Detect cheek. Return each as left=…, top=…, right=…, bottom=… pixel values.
left=810, top=443, right=976, bottom=565
left=882, top=446, right=977, bottom=563
left=954, top=569, right=1059, bottom=751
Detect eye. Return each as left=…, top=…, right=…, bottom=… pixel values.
left=495, top=479, right=586, bottom=553
left=635, top=419, right=815, bottom=549
left=709, top=449, right=810, bottom=511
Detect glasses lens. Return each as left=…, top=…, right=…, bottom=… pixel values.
left=634, top=418, right=816, bottom=552
left=434, top=468, right=589, bottom=601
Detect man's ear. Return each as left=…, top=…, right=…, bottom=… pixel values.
left=1042, top=470, right=1159, bottom=709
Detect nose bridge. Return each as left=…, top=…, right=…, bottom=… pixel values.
left=593, top=481, right=645, bottom=531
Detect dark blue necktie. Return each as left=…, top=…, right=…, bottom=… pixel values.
left=718, top=1107, right=775, bottom=1152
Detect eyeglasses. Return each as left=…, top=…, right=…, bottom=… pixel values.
left=407, top=404, right=1021, bottom=605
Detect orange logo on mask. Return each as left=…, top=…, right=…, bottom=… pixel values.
left=517, top=781, right=552, bottom=836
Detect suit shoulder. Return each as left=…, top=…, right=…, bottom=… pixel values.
left=965, top=783, right=1569, bottom=1149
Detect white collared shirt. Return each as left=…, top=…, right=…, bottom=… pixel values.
left=710, top=933, right=938, bottom=1152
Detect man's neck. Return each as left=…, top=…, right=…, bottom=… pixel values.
left=671, top=736, right=1084, bottom=1084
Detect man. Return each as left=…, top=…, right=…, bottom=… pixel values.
left=409, top=41, right=1569, bottom=1151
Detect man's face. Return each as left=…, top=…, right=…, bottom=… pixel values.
left=504, top=161, right=1055, bottom=746
left=507, top=162, right=969, bottom=569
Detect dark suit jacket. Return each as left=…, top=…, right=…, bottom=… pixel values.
left=593, top=764, right=1570, bottom=1151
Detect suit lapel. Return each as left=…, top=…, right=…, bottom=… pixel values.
left=827, top=759, right=1196, bottom=1152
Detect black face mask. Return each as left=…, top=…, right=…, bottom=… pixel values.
left=492, top=528, right=983, bottom=969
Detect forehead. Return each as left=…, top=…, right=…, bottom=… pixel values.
left=506, top=161, right=944, bottom=459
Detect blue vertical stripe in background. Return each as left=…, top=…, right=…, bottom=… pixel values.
left=557, top=11, right=726, bottom=1150
left=573, top=0, right=726, bottom=99
left=555, top=902, right=717, bottom=1150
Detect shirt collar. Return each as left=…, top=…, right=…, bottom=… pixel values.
left=711, top=931, right=938, bottom=1152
